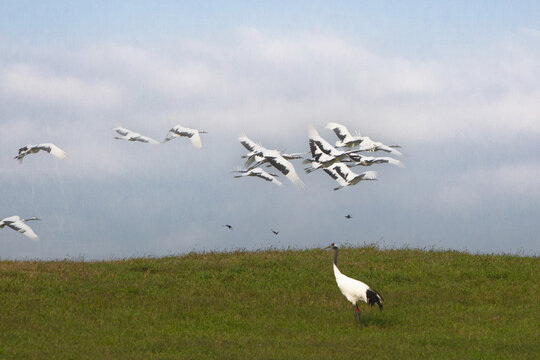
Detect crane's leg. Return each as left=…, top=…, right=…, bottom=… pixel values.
left=353, top=306, right=358, bottom=328
left=356, top=304, right=361, bottom=328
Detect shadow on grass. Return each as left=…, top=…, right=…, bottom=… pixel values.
left=357, top=314, right=398, bottom=329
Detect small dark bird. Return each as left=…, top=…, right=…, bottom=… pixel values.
left=345, top=214, right=352, bottom=219
left=272, top=229, right=279, bottom=235
left=223, top=224, right=233, bottom=230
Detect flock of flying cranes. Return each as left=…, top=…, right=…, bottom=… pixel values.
left=2, top=121, right=401, bottom=326
left=234, top=122, right=403, bottom=190
left=2, top=121, right=402, bottom=240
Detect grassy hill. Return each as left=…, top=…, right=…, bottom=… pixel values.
left=0, top=247, right=538, bottom=359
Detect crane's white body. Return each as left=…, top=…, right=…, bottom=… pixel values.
left=0, top=216, right=39, bottom=240
left=165, top=125, right=207, bottom=149
left=333, top=263, right=370, bottom=306
left=114, top=126, right=160, bottom=144
left=14, top=143, right=67, bottom=163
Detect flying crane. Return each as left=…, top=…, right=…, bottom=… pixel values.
left=324, top=162, right=377, bottom=190
left=14, top=143, right=67, bottom=163
left=237, top=135, right=304, bottom=187
left=326, top=122, right=402, bottom=156
left=0, top=216, right=40, bottom=240
left=164, top=125, right=207, bottom=149
left=233, top=167, right=283, bottom=186
left=114, top=126, right=160, bottom=144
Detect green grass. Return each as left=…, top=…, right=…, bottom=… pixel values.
left=0, top=247, right=538, bottom=359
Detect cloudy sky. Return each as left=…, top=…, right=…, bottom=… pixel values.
left=1, top=1, right=539, bottom=260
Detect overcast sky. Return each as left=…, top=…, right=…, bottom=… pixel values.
left=1, top=1, right=539, bottom=260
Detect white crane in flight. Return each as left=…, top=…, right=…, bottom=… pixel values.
left=237, top=135, right=304, bottom=187
left=239, top=134, right=304, bottom=169
left=326, top=122, right=401, bottom=156
left=0, top=216, right=40, bottom=240
left=325, top=242, right=383, bottom=328
left=233, top=167, right=283, bottom=186
left=14, top=143, right=67, bottom=163
left=324, top=162, right=377, bottom=191
left=114, top=126, right=160, bottom=144
left=164, top=125, right=207, bottom=149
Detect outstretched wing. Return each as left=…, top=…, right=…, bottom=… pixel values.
left=331, top=162, right=356, bottom=182
left=308, top=124, right=342, bottom=157
left=238, top=134, right=265, bottom=153
left=38, top=143, right=67, bottom=159
left=6, top=220, right=38, bottom=240
left=114, top=126, right=131, bottom=136
left=323, top=166, right=349, bottom=187
left=325, top=122, right=355, bottom=141
left=264, top=151, right=304, bottom=187
left=251, top=168, right=283, bottom=186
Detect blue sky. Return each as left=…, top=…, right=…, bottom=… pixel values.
left=1, top=1, right=539, bottom=259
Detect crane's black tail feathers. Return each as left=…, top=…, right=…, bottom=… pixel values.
left=366, top=288, right=384, bottom=310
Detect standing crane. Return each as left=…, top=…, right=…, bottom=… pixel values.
left=325, top=243, right=383, bottom=327
left=0, top=216, right=41, bottom=240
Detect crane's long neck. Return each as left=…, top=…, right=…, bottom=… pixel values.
left=333, top=247, right=338, bottom=266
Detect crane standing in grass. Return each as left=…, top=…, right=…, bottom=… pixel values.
left=325, top=242, right=383, bottom=328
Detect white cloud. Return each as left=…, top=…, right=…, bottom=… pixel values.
left=437, top=161, right=540, bottom=211
left=0, top=63, right=122, bottom=109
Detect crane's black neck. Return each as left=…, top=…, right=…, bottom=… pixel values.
left=333, top=247, right=338, bottom=266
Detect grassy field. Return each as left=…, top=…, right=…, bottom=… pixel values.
left=0, top=247, right=538, bottom=359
